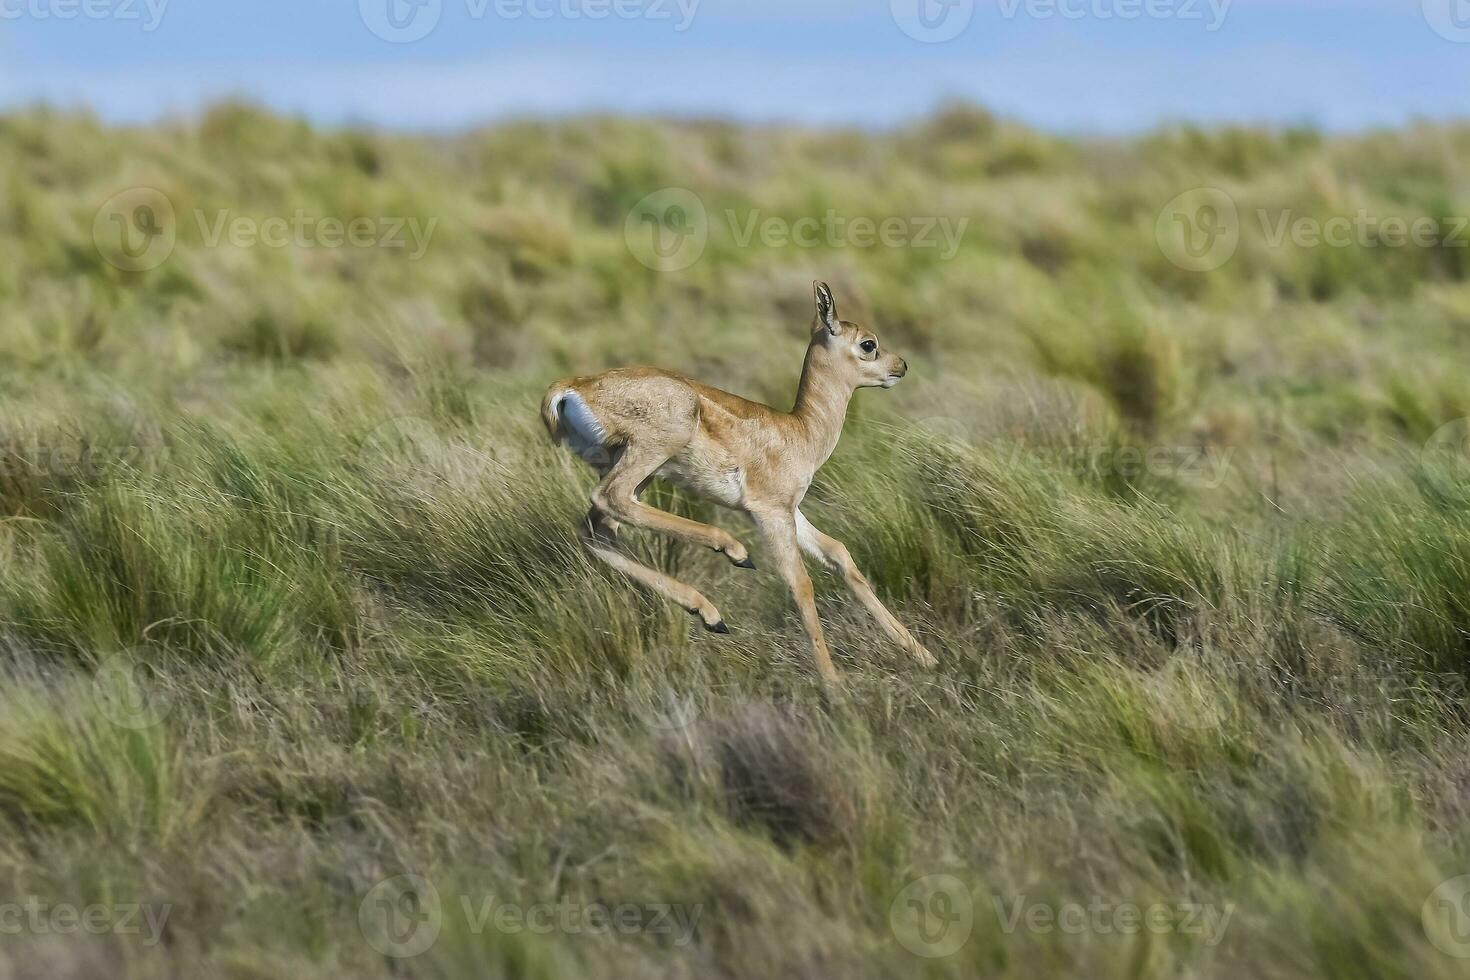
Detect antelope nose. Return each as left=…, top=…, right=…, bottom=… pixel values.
left=897, top=359, right=909, bottom=376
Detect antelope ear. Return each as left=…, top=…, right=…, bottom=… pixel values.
left=813, top=281, right=841, bottom=336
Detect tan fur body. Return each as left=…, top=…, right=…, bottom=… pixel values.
left=540, top=283, right=935, bottom=682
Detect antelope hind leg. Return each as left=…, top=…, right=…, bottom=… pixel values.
left=592, top=442, right=755, bottom=568
left=579, top=507, right=729, bottom=632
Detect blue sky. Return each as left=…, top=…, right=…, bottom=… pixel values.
left=1, top=0, right=1467, bottom=132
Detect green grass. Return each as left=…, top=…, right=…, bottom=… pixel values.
left=4, top=102, right=1470, bottom=976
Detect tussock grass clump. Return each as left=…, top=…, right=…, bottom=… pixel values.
left=1315, top=481, right=1470, bottom=673
left=707, top=704, right=860, bottom=848
left=7, top=479, right=321, bottom=658
left=0, top=668, right=205, bottom=845
left=1027, top=298, right=1185, bottom=435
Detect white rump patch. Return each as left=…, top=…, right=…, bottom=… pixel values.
left=555, top=391, right=610, bottom=460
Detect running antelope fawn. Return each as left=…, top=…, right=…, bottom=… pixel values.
left=540, top=282, right=935, bottom=683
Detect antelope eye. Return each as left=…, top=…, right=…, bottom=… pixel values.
left=859, top=340, right=877, bottom=354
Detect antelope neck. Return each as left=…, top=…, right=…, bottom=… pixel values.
left=790, top=343, right=855, bottom=466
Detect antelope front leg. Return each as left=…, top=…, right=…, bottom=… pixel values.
left=756, top=510, right=840, bottom=684
left=796, top=510, right=937, bottom=668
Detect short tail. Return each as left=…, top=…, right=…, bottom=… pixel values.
left=540, top=385, right=569, bottom=445
left=540, top=384, right=609, bottom=457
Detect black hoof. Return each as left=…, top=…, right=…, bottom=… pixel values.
left=731, top=555, right=756, bottom=570
left=705, top=620, right=730, bottom=634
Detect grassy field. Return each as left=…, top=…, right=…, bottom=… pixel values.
left=6, top=102, right=1470, bottom=977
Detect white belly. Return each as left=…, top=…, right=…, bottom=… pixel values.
left=656, top=456, right=746, bottom=508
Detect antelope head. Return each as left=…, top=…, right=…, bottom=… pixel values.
left=809, top=281, right=909, bottom=389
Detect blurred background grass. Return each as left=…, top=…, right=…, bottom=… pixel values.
left=5, top=102, right=1470, bottom=977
